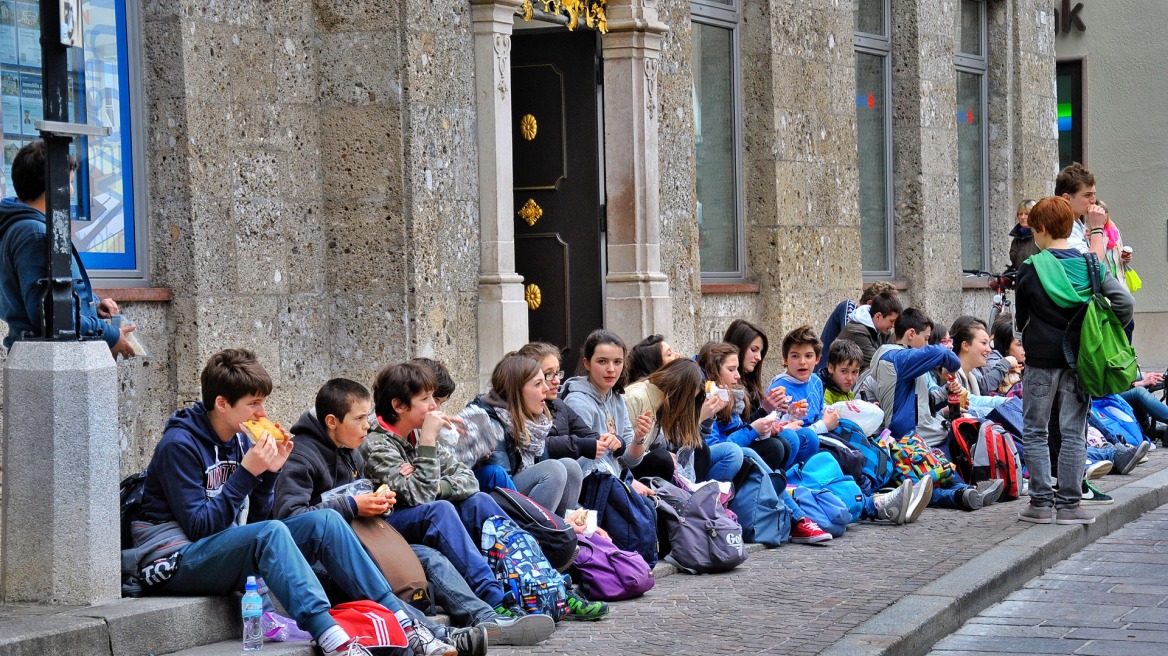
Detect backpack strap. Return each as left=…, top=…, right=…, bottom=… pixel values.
left=1062, top=252, right=1101, bottom=371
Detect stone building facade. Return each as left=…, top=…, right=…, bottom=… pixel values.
left=0, top=0, right=1058, bottom=481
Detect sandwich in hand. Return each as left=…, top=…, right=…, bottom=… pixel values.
left=242, top=417, right=286, bottom=444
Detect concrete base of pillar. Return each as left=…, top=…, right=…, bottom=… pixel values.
left=2, top=340, right=120, bottom=605
left=605, top=274, right=673, bottom=343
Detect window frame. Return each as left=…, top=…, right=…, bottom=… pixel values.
left=954, top=0, right=990, bottom=272
left=853, top=0, right=895, bottom=278
left=691, top=0, right=746, bottom=281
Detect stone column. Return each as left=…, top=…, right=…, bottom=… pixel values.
left=1, top=341, right=119, bottom=605
left=471, top=0, right=528, bottom=390
left=891, top=0, right=964, bottom=319
left=601, top=0, right=673, bottom=343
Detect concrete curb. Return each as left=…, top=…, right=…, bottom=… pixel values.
left=819, top=465, right=1168, bottom=656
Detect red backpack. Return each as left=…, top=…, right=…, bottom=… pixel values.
left=950, top=418, right=1023, bottom=500
left=327, top=600, right=409, bottom=654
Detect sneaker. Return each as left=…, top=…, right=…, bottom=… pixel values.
left=1112, top=441, right=1151, bottom=475
left=1081, top=479, right=1114, bottom=505
left=976, top=479, right=1004, bottom=506
left=407, top=624, right=458, bottom=656
left=481, top=612, right=555, bottom=646
left=958, top=487, right=983, bottom=511
left=565, top=587, right=610, bottom=621
left=493, top=603, right=525, bottom=619
left=874, top=479, right=912, bottom=524
left=323, top=640, right=375, bottom=656
left=1085, top=460, right=1113, bottom=480
left=1018, top=503, right=1053, bottom=524
left=790, top=517, right=833, bottom=544
left=446, top=625, right=488, bottom=656
left=1055, top=505, right=1096, bottom=525
left=906, top=475, right=932, bottom=523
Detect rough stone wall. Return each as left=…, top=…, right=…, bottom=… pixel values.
left=656, top=0, right=701, bottom=356
left=399, top=0, right=481, bottom=409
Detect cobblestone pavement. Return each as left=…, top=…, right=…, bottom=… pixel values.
left=929, top=500, right=1168, bottom=656
left=489, top=450, right=1168, bottom=656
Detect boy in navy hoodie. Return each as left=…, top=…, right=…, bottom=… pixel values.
left=131, top=349, right=469, bottom=656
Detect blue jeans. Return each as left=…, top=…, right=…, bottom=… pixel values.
left=159, top=510, right=397, bottom=641
left=1023, top=366, right=1090, bottom=509
left=704, top=442, right=745, bottom=482
left=741, top=447, right=805, bottom=522
left=388, top=495, right=507, bottom=608
left=1087, top=444, right=1118, bottom=464
left=926, top=483, right=975, bottom=509
left=776, top=427, right=820, bottom=469
left=413, top=545, right=496, bottom=627
left=475, top=464, right=516, bottom=492
left=1121, top=386, right=1168, bottom=427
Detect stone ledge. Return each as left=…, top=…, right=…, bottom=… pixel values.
left=93, top=287, right=173, bottom=302
left=699, top=282, right=761, bottom=294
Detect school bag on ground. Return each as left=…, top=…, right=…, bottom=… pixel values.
left=950, top=419, right=1023, bottom=501
left=1062, top=252, right=1139, bottom=397
left=647, top=477, right=747, bottom=574
left=834, top=419, right=895, bottom=494
left=327, top=600, right=409, bottom=655
left=350, top=516, right=431, bottom=610
left=489, top=487, right=579, bottom=571
left=787, top=452, right=864, bottom=520
left=1090, top=395, right=1145, bottom=447
left=572, top=532, right=655, bottom=601
left=987, top=396, right=1024, bottom=438
left=890, top=434, right=958, bottom=488
left=579, top=470, right=658, bottom=568
left=728, top=455, right=791, bottom=546
left=789, top=486, right=851, bottom=538
left=817, top=434, right=865, bottom=487
left=481, top=515, right=568, bottom=621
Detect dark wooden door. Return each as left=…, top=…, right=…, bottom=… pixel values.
left=512, top=29, right=604, bottom=367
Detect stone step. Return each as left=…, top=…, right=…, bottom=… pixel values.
left=162, top=638, right=317, bottom=655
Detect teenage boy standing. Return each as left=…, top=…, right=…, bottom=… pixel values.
left=1015, top=197, right=1133, bottom=525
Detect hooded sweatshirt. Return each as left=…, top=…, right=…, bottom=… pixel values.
left=1015, top=249, right=1133, bottom=369
left=273, top=409, right=364, bottom=521
left=133, top=402, right=277, bottom=562
left=768, top=372, right=829, bottom=434
left=0, top=198, right=119, bottom=349
left=560, top=375, right=643, bottom=476
left=836, top=305, right=887, bottom=373
left=872, top=343, right=961, bottom=445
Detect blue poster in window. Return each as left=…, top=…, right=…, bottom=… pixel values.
left=14, top=2, right=37, bottom=68
left=0, top=2, right=18, bottom=64
left=1, top=68, right=20, bottom=134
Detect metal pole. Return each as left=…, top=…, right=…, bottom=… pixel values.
left=39, top=0, right=77, bottom=340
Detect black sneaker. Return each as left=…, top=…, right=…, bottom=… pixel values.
left=565, top=587, right=609, bottom=621
left=1112, top=441, right=1151, bottom=475
left=1081, top=479, right=1114, bottom=505
left=446, top=625, right=488, bottom=656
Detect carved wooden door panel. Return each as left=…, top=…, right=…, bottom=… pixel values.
left=512, top=29, right=604, bottom=367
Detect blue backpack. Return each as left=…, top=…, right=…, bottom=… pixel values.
left=579, top=470, right=658, bottom=568
left=788, top=452, right=864, bottom=520
left=481, top=516, right=568, bottom=621
left=1090, top=395, right=1145, bottom=447
left=789, top=486, right=851, bottom=537
left=832, top=419, right=894, bottom=495
left=728, top=455, right=791, bottom=546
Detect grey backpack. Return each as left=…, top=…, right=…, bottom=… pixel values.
left=647, top=477, right=747, bottom=574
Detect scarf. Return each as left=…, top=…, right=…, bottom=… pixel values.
left=1025, top=250, right=1102, bottom=309
left=493, top=404, right=552, bottom=469
left=732, top=387, right=746, bottom=417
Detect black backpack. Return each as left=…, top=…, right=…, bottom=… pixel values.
left=489, top=487, right=579, bottom=571
left=120, top=470, right=148, bottom=550
left=816, top=435, right=865, bottom=485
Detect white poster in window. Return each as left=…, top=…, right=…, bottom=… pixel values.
left=18, top=70, right=39, bottom=136
left=1, top=67, right=21, bottom=134
left=0, top=2, right=17, bottom=64
left=59, top=0, right=79, bottom=48
left=14, top=2, right=36, bottom=67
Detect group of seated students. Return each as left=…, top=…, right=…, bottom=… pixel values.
left=127, top=280, right=1166, bottom=656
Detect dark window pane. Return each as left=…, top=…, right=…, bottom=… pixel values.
left=855, top=52, right=890, bottom=273
left=958, top=0, right=982, bottom=56
left=853, top=0, right=886, bottom=36
left=957, top=70, right=985, bottom=270
left=694, top=21, right=739, bottom=275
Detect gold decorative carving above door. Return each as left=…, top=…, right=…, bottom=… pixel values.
left=525, top=284, right=543, bottom=310
left=518, top=198, right=544, bottom=226
left=520, top=114, right=538, bottom=141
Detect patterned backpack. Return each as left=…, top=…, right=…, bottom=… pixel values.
left=481, top=516, right=568, bottom=621
left=890, top=434, right=957, bottom=488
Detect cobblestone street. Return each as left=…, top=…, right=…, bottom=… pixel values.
left=930, top=501, right=1168, bottom=656
left=490, top=450, right=1168, bottom=656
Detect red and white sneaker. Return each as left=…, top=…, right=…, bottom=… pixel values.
left=789, top=517, right=833, bottom=545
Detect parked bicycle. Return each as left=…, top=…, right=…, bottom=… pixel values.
left=961, top=268, right=1017, bottom=328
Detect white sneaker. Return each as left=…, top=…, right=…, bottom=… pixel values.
left=906, top=475, right=932, bottom=523
left=322, top=639, right=375, bottom=656
left=408, top=624, right=458, bottom=656
left=875, top=479, right=912, bottom=524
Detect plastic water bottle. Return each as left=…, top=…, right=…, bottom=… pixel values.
left=242, top=576, right=264, bottom=651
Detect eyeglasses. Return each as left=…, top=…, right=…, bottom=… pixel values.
left=940, top=338, right=954, bottom=346
left=544, top=371, right=564, bottom=383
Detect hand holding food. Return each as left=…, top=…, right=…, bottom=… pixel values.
left=242, top=417, right=286, bottom=444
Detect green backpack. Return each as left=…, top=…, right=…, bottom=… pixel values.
left=1061, top=254, right=1138, bottom=396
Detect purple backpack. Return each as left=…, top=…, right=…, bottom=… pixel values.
left=573, top=533, right=655, bottom=601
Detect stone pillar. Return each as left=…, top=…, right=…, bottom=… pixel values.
left=472, top=0, right=528, bottom=390
left=601, top=0, right=673, bottom=342
left=891, top=0, right=964, bottom=319
left=1, top=341, right=119, bottom=605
